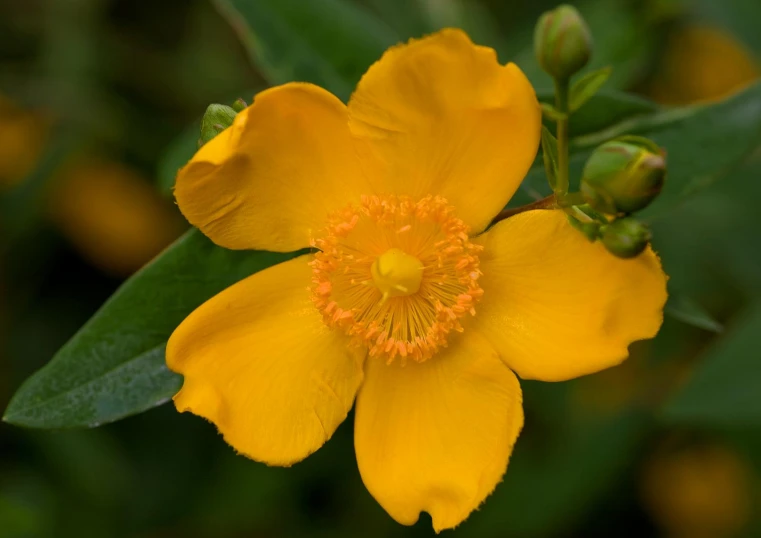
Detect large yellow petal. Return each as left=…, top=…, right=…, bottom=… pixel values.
left=348, top=28, right=541, bottom=234
left=354, top=332, right=523, bottom=531
left=473, top=210, right=667, bottom=382
left=174, top=83, right=372, bottom=252
left=166, top=255, right=365, bottom=465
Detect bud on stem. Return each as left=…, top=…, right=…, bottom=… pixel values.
left=581, top=138, right=666, bottom=214
left=600, top=217, right=651, bottom=258
left=232, top=98, right=248, bottom=113
left=199, top=104, right=238, bottom=146
left=534, top=5, right=592, bottom=81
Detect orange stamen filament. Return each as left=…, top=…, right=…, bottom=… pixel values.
left=310, top=194, right=483, bottom=363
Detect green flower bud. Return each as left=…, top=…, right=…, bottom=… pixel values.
left=231, top=98, right=248, bottom=113
left=199, top=104, right=237, bottom=146
left=600, top=217, right=651, bottom=259
left=581, top=138, right=666, bottom=214
left=534, top=5, right=592, bottom=80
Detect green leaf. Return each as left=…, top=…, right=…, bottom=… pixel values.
left=692, top=0, right=761, bottom=52
left=3, top=230, right=301, bottom=429
left=652, top=155, right=761, bottom=300
left=665, top=294, right=724, bottom=333
left=495, top=413, right=649, bottom=535
left=662, top=304, right=761, bottom=426
left=211, top=0, right=398, bottom=101
left=415, top=0, right=509, bottom=57
left=541, top=102, right=565, bottom=122
left=541, top=126, right=559, bottom=191
left=569, top=67, right=612, bottom=112
left=361, top=0, right=512, bottom=57
left=359, top=0, right=429, bottom=37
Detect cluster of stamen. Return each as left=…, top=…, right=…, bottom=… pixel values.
left=310, top=194, right=483, bottom=363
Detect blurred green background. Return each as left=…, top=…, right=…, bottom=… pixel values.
left=2, top=0, right=761, bottom=536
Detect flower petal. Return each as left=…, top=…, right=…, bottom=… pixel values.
left=166, top=255, right=365, bottom=465
left=348, top=28, right=541, bottom=234
left=473, top=210, right=668, bottom=382
left=354, top=333, right=523, bottom=531
left=175, top=83, right=372, bottom=252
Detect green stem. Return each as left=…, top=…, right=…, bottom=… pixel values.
left=554, top=77, right=570, bottom=196
left=558, top=191, right=585, bottom=207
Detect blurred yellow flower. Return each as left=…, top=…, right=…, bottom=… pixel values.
left=0, top=96, right=48, bottom=189
left=167, top=29, right=667, bottom=530
left=649, top=25, right=759, bottom=105
left=641, top=442, right=753, bottom=538
left=49, top=159, right=185, bottom=276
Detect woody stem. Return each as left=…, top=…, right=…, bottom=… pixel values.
left=490, top=194, right=559, bottom=225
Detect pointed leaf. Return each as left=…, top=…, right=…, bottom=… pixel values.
left=665, top=294, right=724, bottom=333
left=663, top=304, right=761, bottom=426
left=211, top=0, right=398, bottom=101
left=569, top=67, right=613, bottom=112
left=541, top=126, right=559, bottom=191
left=541, top=102, right=566, bottom=122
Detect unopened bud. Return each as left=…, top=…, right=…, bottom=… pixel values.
left=581, top=138, right=666, bottom=215
left=600, top=217, right=651, bottom=259
left=199, top=104, right=237, bottom=146
left=231, top=98, right=247, bottom=113
left=534, top=5, right=592, bottom=80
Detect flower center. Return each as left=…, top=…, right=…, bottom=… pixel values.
left=370, top=248, right=424, bottom=299
left=310, top=194, right=483, bottom=363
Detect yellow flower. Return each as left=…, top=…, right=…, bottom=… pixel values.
left=0, top=96, right=48, bottom=189
left=649, top=25, right=759, bottom=106
left=49, top=158, right=185, bottom=276
left=641, top=443, right=752, bottom=538
left=167, top=29, right=667, bottom=530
